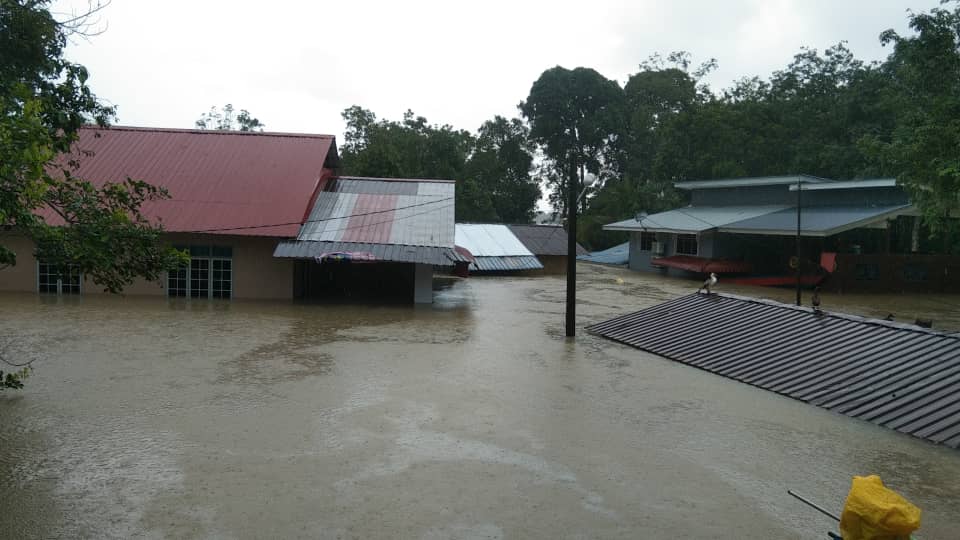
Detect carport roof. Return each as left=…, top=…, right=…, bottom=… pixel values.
left=719, top=204, right=914, bottom=236
left=604, top=206, right=787, bottom=234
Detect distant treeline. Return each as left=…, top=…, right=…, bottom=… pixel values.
left=340, top=4, right=960, bottom=252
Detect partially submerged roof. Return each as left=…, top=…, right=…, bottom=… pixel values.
left=719, top=204, right=914, bottom=236
left=51, top=126, right=336, bottom=237
left=604, top=206, right=788, bottom=233
left=588, top=293, right=960, bottom=449
left=674, top=174, right=830, bottom=190
left=455, top=224, right=543, bottom=272
left=456, top=224, right=534, bottom=257
left=507, top=224, right=587, bottom=256
left=274, top=176, right=463, bottom=266
left=577, top=242, right=629, bottom=266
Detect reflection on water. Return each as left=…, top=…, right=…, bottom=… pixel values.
left=0, top=264, right=957, bottom=539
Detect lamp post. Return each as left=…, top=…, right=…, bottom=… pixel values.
left=565, top=159, right=577, bottom=337
left=796, top=179, right=802, bottom=306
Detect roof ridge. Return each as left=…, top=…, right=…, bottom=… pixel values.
left=336, top=175, right=456, bottom=183
left=707, top=292, right=958, bottom=339
left=81, top=125, right=335, bottom=139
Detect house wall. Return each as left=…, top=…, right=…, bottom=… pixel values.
left=0, top=233, right=294, bottom=299
left=537, top=255, right=570, bottom=274
left=628, top=231, right=719, bottom=278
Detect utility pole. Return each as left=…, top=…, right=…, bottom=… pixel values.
left=796, top=179, right=802, bottom=306
left=566, top=157, right=577, bottom=337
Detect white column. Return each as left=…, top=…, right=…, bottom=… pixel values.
left=413, top=263, right=433, bottom=304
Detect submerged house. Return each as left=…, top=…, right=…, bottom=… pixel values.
left=454, top=224, right=543, bottom=273
left=604, top=175, right=959, bottom=292
left=0, top=126, right=463, bottom=303
left=507, top=224, right=587, bottom=274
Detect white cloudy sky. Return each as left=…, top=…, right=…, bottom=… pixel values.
left=55, top=0, right=938, bottom=138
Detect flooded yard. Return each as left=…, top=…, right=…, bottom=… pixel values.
left=1, top=263, right=958, bottom=539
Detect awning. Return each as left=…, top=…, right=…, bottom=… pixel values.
left=273, top=240, right=469, bottom=266
left=651, top=255, right=752, bottom=274
left=471, top=255, right=543, bottom=272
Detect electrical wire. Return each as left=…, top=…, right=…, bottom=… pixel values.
left=181, top=195, right=454, bottom=234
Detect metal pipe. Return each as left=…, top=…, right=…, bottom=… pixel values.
left=787, top=489, right=841, bottom=522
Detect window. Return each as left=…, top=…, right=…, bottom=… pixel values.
left=37, top=261, right=82, bottom=295
left=639, top=232, right=656, bottom=251
left=903, top=263, right=928, bottom=282
left=676, top=234, right=698, bottom=255
left=854, top=263, right=880, bottom=281
left=168, top=245, right=233, bottom=299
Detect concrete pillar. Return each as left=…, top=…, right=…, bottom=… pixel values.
left=413, top=263, right=433, bottom=304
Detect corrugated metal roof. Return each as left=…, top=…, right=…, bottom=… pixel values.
left=788, top=179, right=898, bottom=191
left=455, top=224, right=534, bottom=257
left=588, top=293, right=960, bottom=449
left=719, top=205, right=913, bottom=236
left=46, top=126, right=335, bottom=237
left=604, top=206, right=787, bottom=233
left=471, top=255, right=543, bottom=272
left=578, top=242, right=629, bottom=265
left=674, top=174, right=830, bottom=190
left=507, top=224, right=587, bottom=256
left=298, top=177, right=455, bottom=247
left=273, top=240, right=467, bottom=266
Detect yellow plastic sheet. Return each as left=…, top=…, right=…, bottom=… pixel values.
left=840, top=475, right=921, bottom=540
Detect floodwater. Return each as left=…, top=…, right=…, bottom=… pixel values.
left=1, top=262, right=958, bottom=539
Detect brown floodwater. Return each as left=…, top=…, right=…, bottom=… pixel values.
left=1, top=262, right=958, bottom=539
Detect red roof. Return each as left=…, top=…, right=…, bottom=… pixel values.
left=46, top=126, right=336, bottom=237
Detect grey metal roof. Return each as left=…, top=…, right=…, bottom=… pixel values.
left=604, top=206, right=787, bottom=233
left=273, top=240, right=467, bottom=266
left=578, top=242, right=629, bottom=265
left=587, top=293, right=960, bottom=449
left=471, top=255, right=544, bottom=272
left=298, top=177, right=455, bottom=247
left=507, top=224, right=587, bottom=256
left=719, top=204, right=913, bottom=236
left=455, top=224, right=533, bottom=257
left=789, top=179, right=897, bottom=191
left=674, top=174, right=831, bottom=190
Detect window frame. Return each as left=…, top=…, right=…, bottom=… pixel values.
left=36, top=260, right=83, bottom=295
left=639, top=231, right=656, bottom=252
left=675, top=234, right=699, bottom=256
left=167, top=245, right=233, bottom=299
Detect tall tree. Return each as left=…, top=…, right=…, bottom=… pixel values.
left=195, top=103, right=265, bottom=131
left=862, top=2, right=960, bottom=250
left=1, top=0, right=185, bottom=387
left=340, top=106, right=541, bottom=223
left=520, top=66, right=625, bottom=217
left=464, top=116, right=540, bottom=223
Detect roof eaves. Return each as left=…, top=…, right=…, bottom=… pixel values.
left=674, top=174, right=832, bottom=190
left=86, top=125, right=336, bottom=140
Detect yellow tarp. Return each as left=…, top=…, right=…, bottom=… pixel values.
left=840, top=475, right=921, bottom=540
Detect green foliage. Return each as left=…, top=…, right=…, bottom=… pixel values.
left=1, top=367, right=30, bottom=391
left=520, top=66, right=624, bottom=217
left=195, top=103, right=265, bottom=131
left=1, top=1, right=186, bottom=292
left=860, top=3, right=960, bottom=246
left=340, top=107, right=541, bottom=223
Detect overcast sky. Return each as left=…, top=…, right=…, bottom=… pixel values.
left=55, top=0, right=938, bottom=139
